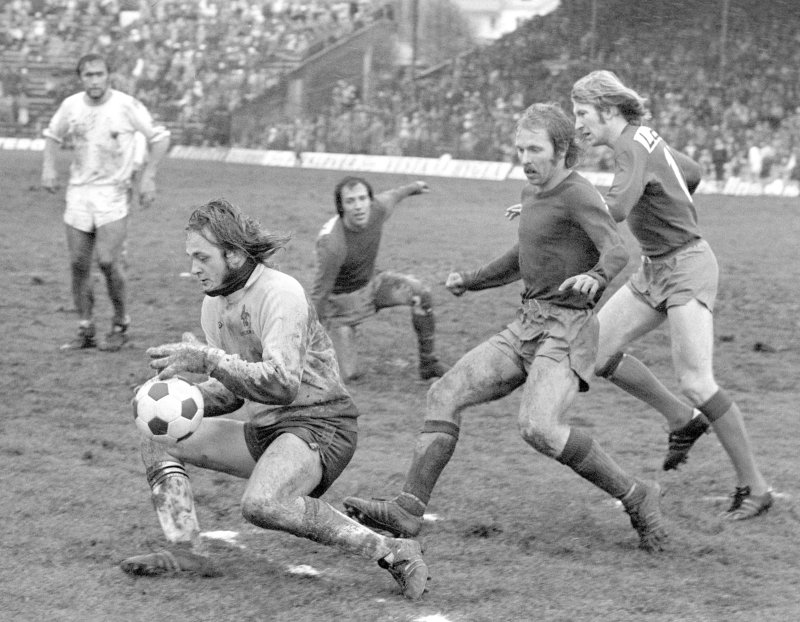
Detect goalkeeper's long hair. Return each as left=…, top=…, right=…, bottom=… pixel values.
left=187, top=198, right=291, bottom=266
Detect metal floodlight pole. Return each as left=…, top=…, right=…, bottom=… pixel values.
left=720, top=0, right=729, bottom=83
left=411, top=0, right=419, bottom=77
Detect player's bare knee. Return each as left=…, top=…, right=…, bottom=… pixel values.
left=426, top=376, right=462, bottom=420
left=677, top=373, right=714, bottom=406
left=518, top=422, right=558, bottom=457
left=240, top=492, right=284, bottom=528
left=96, top=256, right=119, bottom=275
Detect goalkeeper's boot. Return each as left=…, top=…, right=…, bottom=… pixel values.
left=60, top=321, right=97, bottom=351
left=120, top=546, right=220, bottom=577
left=378, top=538, right=428, bottom=600
left=99, top=318, right=130, bottom=352
left=621, top=480, right=668, bottom=553
left=343, top=496, right=422, bottom=538
left=663, top=412, right=709, bottom=471
left=721, top=486, right=773, bottom=520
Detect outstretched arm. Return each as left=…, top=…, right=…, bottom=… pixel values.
left=456, top=244, right=521, bottom=293
left=376, top=180, right=429, bottom=219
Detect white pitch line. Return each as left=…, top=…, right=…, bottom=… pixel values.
left=200, top=530, right=245, bottom=548
left=414, top=614, right=453, bottom=622
left=287, top=564, right=321, bottom=577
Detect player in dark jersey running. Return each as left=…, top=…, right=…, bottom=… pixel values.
left=311, top=177, right=448, bottom=382
left=119, top=199, right=428, bottom=599
left=571, top=70, right=772, bottom=520
left=343, top=103, right=667, bottom=553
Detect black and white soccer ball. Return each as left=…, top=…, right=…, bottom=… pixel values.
left=133, top=377, right=204, bottom=444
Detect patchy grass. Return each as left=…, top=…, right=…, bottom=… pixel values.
left=2, top=150, right=799, bottom=622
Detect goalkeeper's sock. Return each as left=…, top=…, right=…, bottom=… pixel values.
left=146, top=460, right=201, bottom=546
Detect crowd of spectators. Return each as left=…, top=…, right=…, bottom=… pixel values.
left=2, top=0, right=799, bottom=186
left=251, top=0, right=799, bottom=186
left=0, top=0, right=388, bottom=140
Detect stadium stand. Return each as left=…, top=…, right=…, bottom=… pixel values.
left=1, top=0, right=798, bottom=186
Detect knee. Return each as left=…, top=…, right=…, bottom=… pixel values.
left=96, top=256, right=118, bottom=274
left=426, top=378, right=460, bottom=423
left=240, top=492, right=285, bottom=529
left=517, top=418, right=558, bottom=457
left=69, top=255, right=91, bottom=276
left=677, top=372, right=714, bottom=406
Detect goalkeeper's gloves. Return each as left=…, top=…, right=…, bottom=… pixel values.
left=147, top=332, right=225, bottom=379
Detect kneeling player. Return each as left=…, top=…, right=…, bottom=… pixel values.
left=120, top=198, right=427, bottom=600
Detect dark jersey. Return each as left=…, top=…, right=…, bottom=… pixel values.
left=461, top=171, right=629, bottom=310
left=607, top=124, right=703, bottom=258
left=311, top=183, right=421, bottom=317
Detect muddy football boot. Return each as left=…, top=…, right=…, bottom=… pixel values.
left=622, top=480, right=668, bottom=552
left=120, top=547, right=220, bottom=577
left=343, top=497, right=422, bottom=538
left=378, top=538, right=428, bottom=600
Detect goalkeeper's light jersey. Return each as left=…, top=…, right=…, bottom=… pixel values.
left=200, top=264, right=353, bottom=423
left=607, top=124, right=702, bottom=258
left=43, top=89, right=169, bottom=188
left=462, top=171, right=629, bottom=310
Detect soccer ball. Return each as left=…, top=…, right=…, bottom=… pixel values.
left=133, top=377, right=204, bottom=444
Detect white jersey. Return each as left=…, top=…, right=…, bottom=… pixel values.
left=43, top=89, right=169, bottom=188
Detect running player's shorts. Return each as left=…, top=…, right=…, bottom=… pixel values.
left=627, top=239, right=718, bottom=313
left=243, top=398, right=359, bottom=497
left=488, top=299, right=597, bottom=392
left=323, top=271, right=420, bottom=328
left=65, top=183, right=130, bottom=232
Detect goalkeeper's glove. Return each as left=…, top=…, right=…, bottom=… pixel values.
left=147, top=332, right=225, bottom=379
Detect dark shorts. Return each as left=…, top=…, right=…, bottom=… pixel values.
left=323, top=270, right=422, bottom=328
left=243, top=399, right=359, bottom=498
left=628, top=239, right=718, bottom=313
left=487, top=299, right=598, bottom=392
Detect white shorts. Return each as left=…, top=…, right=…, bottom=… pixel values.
left=65, top=184, right=131, bottom=232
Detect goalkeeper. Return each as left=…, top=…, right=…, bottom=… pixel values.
left=120, top=198, right=428, bottom=600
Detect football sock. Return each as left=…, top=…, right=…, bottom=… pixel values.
left=557, top=428, right=635, bottom=499
left=144, top=456, right=201, bottom=545
left=604, top=353, right=695, bottom=429
left=413, top=311, right=438, bottom=363
left=699, top=390, right=768, bottom=491
left=697, top=389, right=733, bottom=423
left=286, top=497, right=392, bottom=562
left=398, top=419, right=459, bottom=516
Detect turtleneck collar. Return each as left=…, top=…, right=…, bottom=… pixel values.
left=206, top=258, right=257, bottom=297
